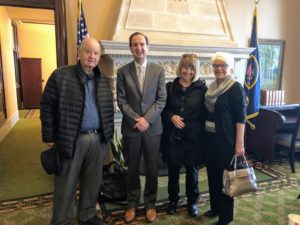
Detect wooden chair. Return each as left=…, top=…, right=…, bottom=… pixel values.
left=275, top=106, right=300, bottom=173
left=246, top=108, right=284, bottom=162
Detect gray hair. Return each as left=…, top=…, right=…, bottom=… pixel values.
left=176, top=53, right=201, bottom=82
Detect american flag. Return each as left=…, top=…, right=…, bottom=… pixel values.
left=77, top=0, right=89, bottom=48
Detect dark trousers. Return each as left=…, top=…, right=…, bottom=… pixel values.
left=123, top=133, right=160, bottom=209
left=168, top=164, right=199, bottom=205
left=51, top=134, right=107, bottom=225
left=205, top=132, right=234, bottom=224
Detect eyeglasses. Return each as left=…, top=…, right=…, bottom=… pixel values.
left=212, top=64, right=228, bottom=69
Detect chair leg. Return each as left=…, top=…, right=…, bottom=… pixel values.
left=288, top=150, right=296, bottom=173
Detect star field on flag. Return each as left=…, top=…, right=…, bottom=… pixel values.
left=77, top=0, right=89, bottom=48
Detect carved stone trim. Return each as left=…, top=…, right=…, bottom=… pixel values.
left=100, top=40, right=254, bottom=111
left=101, top=40, right=254, bottom=58
left=112, top=0, right=236, bottom=46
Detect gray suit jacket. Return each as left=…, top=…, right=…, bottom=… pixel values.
left=117, top=61, right=167, bottom=137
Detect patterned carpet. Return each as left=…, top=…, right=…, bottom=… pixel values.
left=0, top=160, right=299, bottom=225
left=0, top=162, right=275, bottom=213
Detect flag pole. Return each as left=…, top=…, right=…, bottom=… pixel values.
left=77, top=0, right=89, bottom=49
left=244, top=0, right=261, bottom=130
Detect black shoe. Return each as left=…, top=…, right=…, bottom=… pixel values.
left=216, top=220, right=231, bottom=225
left=82, top=215, right=104, bottom=225
left=166, top=201, right=177, bottom=215
left=187, top=204, right=199, bottom=217
left=204, top=209, right=219, bottom=218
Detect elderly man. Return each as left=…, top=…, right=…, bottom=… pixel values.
left=40, top=37, right=114, bottom=225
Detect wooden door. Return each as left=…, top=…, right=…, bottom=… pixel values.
left=19, top=58, right=43, bottom=109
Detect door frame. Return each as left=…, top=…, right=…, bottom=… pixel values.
left=0, top=39, right=6, bottom=124
left=11, top=21, right=22, bottom=109
left=0, top=0, right=68, bottom=67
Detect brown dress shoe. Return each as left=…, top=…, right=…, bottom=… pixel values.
left=146, top=208, right=157, bottom=223
left=124, top=208, right=136, bottom=223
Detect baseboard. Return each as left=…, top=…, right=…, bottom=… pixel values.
left=0, top=111, right=19, bottom=142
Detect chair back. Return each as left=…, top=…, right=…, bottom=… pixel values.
left=275, top=105, right=300, bottom=173
left=292, top=107, right=300, bottom=150
left=246, top=108, right=285, bottom=162
left=291, top=106, right=300, bottom=149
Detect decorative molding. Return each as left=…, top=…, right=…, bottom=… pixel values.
left=101, top=40, right=254, bottom=58
left=100, top=40, right=254, bottom=110
left=112, top=0, right=236, bottom=46
left=0, top=0, right=54, bottom=9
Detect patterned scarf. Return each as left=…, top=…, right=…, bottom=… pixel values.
left=205, top=75, right=236, bottom=112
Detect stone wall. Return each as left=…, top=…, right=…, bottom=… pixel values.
left=113, top=0, right=235, bottom=46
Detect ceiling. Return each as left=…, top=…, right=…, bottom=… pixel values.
left=5, top=6, right=54, bottom=24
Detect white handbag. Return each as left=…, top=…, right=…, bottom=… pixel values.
left=222, top=154, right=258, bottom=197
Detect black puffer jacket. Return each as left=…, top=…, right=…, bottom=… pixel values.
left=40, top=64, right=114, bottom=159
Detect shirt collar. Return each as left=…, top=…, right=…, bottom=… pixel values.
left=77, top=63, right=95, bottom=83
left=134, top=60, right=147, bottom=69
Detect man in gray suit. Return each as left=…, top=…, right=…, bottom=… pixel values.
left=117, top=32, right=166, bottom=223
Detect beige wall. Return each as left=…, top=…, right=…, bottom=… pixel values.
left=0, top=7, right=18, bottom=141
left=0, top=7, right=17, bottom=118
left=66, top=0, right=121, bottom=64
left=6, top=7, right=54, bottom=24
left=65, top=0, right=299, bottom=104
left=17, top=23, right=57, bottom=89
left=0, top=7, right=56, bottom=140
left=225, top=0, right=300, bottom=103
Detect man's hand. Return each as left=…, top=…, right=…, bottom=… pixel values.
left=45, top=142, right=55, bottom=148
left=134, top=117, right=150, bottom=132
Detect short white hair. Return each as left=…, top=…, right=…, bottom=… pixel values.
left=211, top=52, right=234, bottom=70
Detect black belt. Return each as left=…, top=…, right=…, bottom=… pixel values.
left=80, top=129, right=100, bottom=135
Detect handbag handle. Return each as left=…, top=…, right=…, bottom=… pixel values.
left=229, top=154, right=249, bottom=170
left=107, top=160, right=125, bottom=174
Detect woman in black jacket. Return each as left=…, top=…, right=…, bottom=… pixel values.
left=162, top=53, right=207, bottom=217
left=204, top=52, right=246, bottom=225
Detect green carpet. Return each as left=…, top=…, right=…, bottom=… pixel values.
left=0, top=112, right=299, bottom=224
left=0, top=112, right=53, bottom=201
left=0, top=177, right=299, bottom=225
left=0, top=113, right=271, bottom=202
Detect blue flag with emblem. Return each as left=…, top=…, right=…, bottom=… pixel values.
left=77, top=0, right=89, bottom=48
left=244, top=4, right=260, bottom=129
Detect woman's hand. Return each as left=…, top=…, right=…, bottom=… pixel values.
left=235, top=141, right=245, bottom=156
left=235, top=122, right=245, bottom=156
left=171, top=115, right=185, bottom=129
